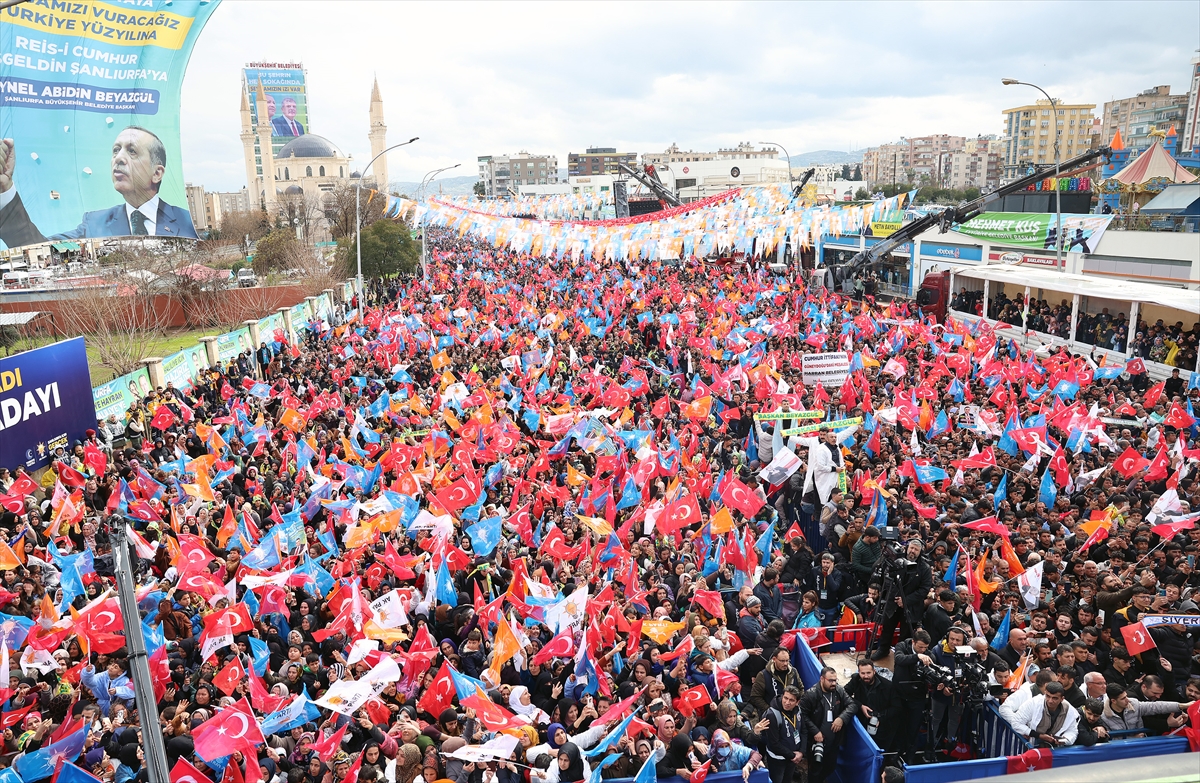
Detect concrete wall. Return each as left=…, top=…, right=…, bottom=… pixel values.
left=0, top=284, right=312, bottom=331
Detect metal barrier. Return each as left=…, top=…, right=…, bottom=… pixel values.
left=970, top=702, right=1032, bottom=758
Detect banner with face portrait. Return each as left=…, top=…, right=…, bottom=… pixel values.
left=0, top=0, right=220, bottom=249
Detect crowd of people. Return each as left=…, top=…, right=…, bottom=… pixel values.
left=1, top=229, right=1199, bottom=783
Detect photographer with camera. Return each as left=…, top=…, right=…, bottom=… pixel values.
left=763, top=686, right=807, bottom=783
left=845, top=658, right=899, bottom=752
left=801, top=667, right=858, bottom=783
left=872, top=539, right=932, bottom=660
left=892, top=629, right=933, bottom=763
left=929, top=627, right=971, bottom=753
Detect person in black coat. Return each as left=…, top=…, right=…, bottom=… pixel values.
left=762, top=687, right=807, bottom=783
left=923, top=590, right=959, bottom=644
left=844, top=658, right=899, bottom=751
left=800, top=667, right=857, bottom=783
left=892, top=630, right=933, bottom=761
left=873, top=540, right=932, bottom=659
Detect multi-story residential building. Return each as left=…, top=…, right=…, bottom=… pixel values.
left=641, top=142, right=779, bottom=167
left=1102, top=85, right=1188, bottom=147
left=906, top=134, right=966, bottom=183
left=478, top=152, right=559, bottom=198
left=1001, top=100, right=1096, bottom=179
left=567, top=147, right=637, bottom=177
left=215, top=189, right=252, bottom=217
left=861, top=142, right=912, bottom=187
left=1184, top=53, right=1200, bottom=154
left=946, top=150, right=1002, bottom=191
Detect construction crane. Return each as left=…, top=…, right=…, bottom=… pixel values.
left=792, top=168, right=816, bottom=198
left=819, top=146, right=1114, bottom=291
left=617, top=162, right=682, bottom=208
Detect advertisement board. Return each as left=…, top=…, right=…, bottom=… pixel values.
left=92, top=366, right=151, bottom=420
left=243, top=63, right=308, bottom=156
left=162, top=347, right=201, bottom=390
left=0, top=337, right=95, bottom=470
left=217, top=327, right=251, bottom=362
left=801, top=351, right=850, bottom=387
left=0, top=0, right=220, bottom=249
left=953, top=212, right=1113, bottom=252
left=290, top=302, right=311, bottom=332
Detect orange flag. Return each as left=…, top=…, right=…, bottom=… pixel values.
left=975, top=548, right=998, bottom=594
left=216, top=505, right=239, bottom=548
left=1006, top=653, right=1031, bottom=690
left=680, top=396, right=713, bottom=420
left=431, top=351, right=450, bottom=370
left=999, top=538, right=1025, bottom=576
left=0, top=538, right=21, bottom=570
left=279, top=409, right=306, bottom=433
left=709, top=507, right=734, bottom=535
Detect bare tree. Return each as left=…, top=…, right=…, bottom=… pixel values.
left=323, top=181, right=386, bottom=241
left=57, top=253, right=170, bottom=378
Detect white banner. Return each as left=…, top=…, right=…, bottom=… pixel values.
left=801, top=352, right=850, bottom=387
left=448, top=734, right=521, bottom=763
left=758, top=446, right=802, bottom=486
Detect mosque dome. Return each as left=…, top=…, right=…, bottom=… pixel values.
left=276, top=134, right=344, bottom=160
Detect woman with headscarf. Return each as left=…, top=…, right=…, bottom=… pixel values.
left=358, top=743, right=387, bottom=781
left=501, top=725, right=541, bottom=767
left=508, top=686, right=549, bottom=725
left=303, top=756, right=330, bottom=783
left=531, top=742, right=589, bottom=783
left=656, top=735, right=699, bottom=780
left=394, top=743, right=424, bottom=783
left=114, top=743, right=142, bottom=783
left=522, top=719, right=607, bottom=771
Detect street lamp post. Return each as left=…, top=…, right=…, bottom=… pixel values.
left=758, top=141, right=794, bottom=184
left=356, top=136, right=418, bottom=301
left=1003, top=79, right=1063, bottom=272
left=416, top=163, right=461, bottom=284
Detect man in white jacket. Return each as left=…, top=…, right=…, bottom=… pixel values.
left=1010, top=683, right=1079, bottom=747
left=999, top=669, right=1053, bottom=728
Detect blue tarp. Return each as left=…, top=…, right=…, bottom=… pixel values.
left=609, top=769, right=770, bottom=783
left=791, top=632, right=884, bottom=783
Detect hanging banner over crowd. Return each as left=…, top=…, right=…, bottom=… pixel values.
left=952, top=212, right=1114, bottom=253
left=0, top=0, right=220, bottom=249
left=801, top=352, right=851, bottom=387
left=92, top=366, right=151, bottom=420
left=0, top=337, right=95, bottom=470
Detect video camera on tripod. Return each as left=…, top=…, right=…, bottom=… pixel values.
left=915, top=647, right=990, bottom=701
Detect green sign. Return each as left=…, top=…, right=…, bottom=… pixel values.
left=783, top=416, right=863, bottom=436
left=92, top=367, right=152, bottom=420
left=162, top=348, right=202, bottom=390
left=952, top=212, right=1114, bottom=252
left=217, top=328, right=252, bottom=362
left=754, top=410, right=825, bottom=422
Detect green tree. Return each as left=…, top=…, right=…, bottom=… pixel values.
left=338, top=219, right=419, bottom=279
left=841, top=164, right=852, bottom=180
left=473, top=181, right=486, bottom=196
left=854, top=187, right=870, bottom=201
left=251, top=229, right=300, bottom=276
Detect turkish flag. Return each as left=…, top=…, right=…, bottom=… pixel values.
left=150, top=405, right=178, bottom=431
left=55, top=461, right=86, bottom=490
left=1005, top=748, right=1053, bottom=774
left=1120, top=620, right=1157, bottom=656
left=1145, top=448, right=1170, bottom=482
left=192, top=701, right=264, bottom=762
left=690, top=760, right=712, bottom=783
left=673, top=684, right=712, bottom=717
left=1048, top=447, right=1070, bottom=487
left=691, top=590, right=726, bottom=620
left=171, top=757, right=216, bottom=783
left=308, top=723, right=348, bottom=758
left=1144, top=381, right=1166, bottom=408
left=1164, top=402, right=1195, bottom=429
left=1125, top=357, right=1146, bottom=375
left=663, top=493, right=702, bottom=532
left=9, top=471, right=38, bottom=496
left=532, top=630, right=576, bottom=664
left=1113, top=447, right=1150, bottom=479
left=417, top=661, right=457, bottom=719
left=720, top=477, right=765, bottom=518
left=212, top=656, right=246, bottom=696
left=83, top=443, right=107, bottom=477
left=963, top=516, right=1011, bottom=539
left=651, top=396, right=670, bottom=417
left=0, top=703, right=35, bottom=730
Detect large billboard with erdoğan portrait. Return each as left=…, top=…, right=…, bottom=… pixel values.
left=0, top=0, right=221, bottom=249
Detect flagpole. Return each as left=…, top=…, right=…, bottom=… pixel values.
left=110, top=517, right=171, bottom=783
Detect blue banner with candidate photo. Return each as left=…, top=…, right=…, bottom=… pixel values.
left=0, top=0, right=221, bottom=249
left=0, top=337, right=96, bottom=470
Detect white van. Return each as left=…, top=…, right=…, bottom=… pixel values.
left=236, top=269, right=257, bottom=288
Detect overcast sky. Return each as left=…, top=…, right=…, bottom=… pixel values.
left=180, top=0, right=1200, bottom=191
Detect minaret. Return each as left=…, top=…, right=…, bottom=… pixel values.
left=239, top=85, right=259, bottom=201
left=254, top=78, right=278, bottom=216
left=368, top=76, right=389, bottom=195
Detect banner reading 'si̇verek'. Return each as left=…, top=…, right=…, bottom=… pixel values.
left=0, top=337, right=96, bottom=471
left=0, top=0, right=221, bottom=249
